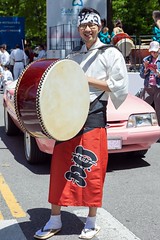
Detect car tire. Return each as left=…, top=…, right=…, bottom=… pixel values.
left=4, top=106, right=20, bottom=136
left=24, top=131, right=51, bottom=164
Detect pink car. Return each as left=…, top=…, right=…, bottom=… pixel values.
left=3, top=80, right=160, bottom=164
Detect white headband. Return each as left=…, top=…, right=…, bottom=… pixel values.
left=77, top=12, right=101, bottom=27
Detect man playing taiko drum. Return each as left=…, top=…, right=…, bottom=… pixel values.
left=34, top=7, right=128, bottom=240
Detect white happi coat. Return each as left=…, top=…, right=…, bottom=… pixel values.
left=68, top=38, right=128, bottom=109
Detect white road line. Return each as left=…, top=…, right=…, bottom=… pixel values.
left=0, top=220, right=27, bottom=240
left=74, top=208, right=141, bottom=240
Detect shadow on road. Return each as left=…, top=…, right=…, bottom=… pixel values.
left=0, top=208, right=85, bottom=240
left=0, top=126, right=51, bottom=175
left=0, top=125, right=150, bottom=175
left=107, top=152, right=150, bottom=172
left=20, top=208, right=84, bottom=239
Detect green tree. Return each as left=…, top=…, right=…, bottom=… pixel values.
left=112, top=0, right=160, bottom=36
left=0, top=0, right=46, bottom=46
left=19, top=0, right=46, bottom=45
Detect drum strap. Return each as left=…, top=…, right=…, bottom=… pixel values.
left=71, top=44, right=121, bottom=55
left=89, top=91, right=105, bottom=114
left=84, top=108, right=107, bottom=128
left=84, top=92, right=107, bottom=128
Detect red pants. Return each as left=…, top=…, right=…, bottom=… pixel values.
left=48, top=128, right=108, bottom=207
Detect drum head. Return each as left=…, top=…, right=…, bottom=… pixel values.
left=37, top=59, right=90, bottom=141
left=116, top=38, right=134, bottom=57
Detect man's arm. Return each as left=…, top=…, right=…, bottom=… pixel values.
left=86, top=76, right=111, bottom=92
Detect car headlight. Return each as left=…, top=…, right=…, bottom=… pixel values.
left=127, top=113, right=158, bottom=128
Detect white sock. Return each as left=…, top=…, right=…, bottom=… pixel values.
left=43, top=215, right=62, bottom=230
left=84, top=216, right=96, bottom=229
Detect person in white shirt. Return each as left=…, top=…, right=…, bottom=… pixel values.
left=0, top=44, right=10, bottom=67
left=34, top=44, right=46, bottom=60
left=10, top=44, right=28, bottom=80
left=0, top=63, right=4, bottom=90
left=34, top=7, right=128, bottom=240
left=1, top=64, right=13, bottom=92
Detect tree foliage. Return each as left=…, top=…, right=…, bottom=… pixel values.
left=112, top=0, right=160, bottom=36
left=0, top=0, right=46, bottom=47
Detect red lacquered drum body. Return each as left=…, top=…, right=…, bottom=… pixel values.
left=112, top=33, right=134, bottom=57
left=112, top=33, right=131, bottom=45
left=14, top=59, right=90, bottom=141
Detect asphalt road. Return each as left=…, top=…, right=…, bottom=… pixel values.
left=0, top=92, right=160, bottom=240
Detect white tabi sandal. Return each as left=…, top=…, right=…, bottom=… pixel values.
left=79, top=226, right=101, bottom=239
left=34, top=227, right=61, bottom=239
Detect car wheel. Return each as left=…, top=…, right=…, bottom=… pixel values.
left=24, top=131, right=51, bottom=164
left=4, top=106, right=20, bottom=136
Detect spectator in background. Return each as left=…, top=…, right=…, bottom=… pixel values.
left=2, top=44, right=7, bottom=51
left=140, top=41, right=160, bottom=125
left=98, top=18, right=114, bottom=44
left=28, top=46, right=35, bottom=63
left=10, top=44, right=28, bottom=80
left=0, top=47, right=3, bottom=59
left=113, top=19, right=124, bottom=35
left=0, top=44, right=10, bottom=67
left=34, top=44, right=46, bottom=60
left=152, top=10, right=160, bottom=43
left=24, top=44, right=31, bottom=65
left=3, top=64, right=13, bottom=81
left=1, top=64, right=13, bottom=92
left=99, top=26, right=112, bottom=44
left=24, top=44, right=34, bottom=64
left=0, top=63, right=4, bottom=91
left=100, top=18, right=106, bottom=29
left=9, top=49, right=14, bottom=76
